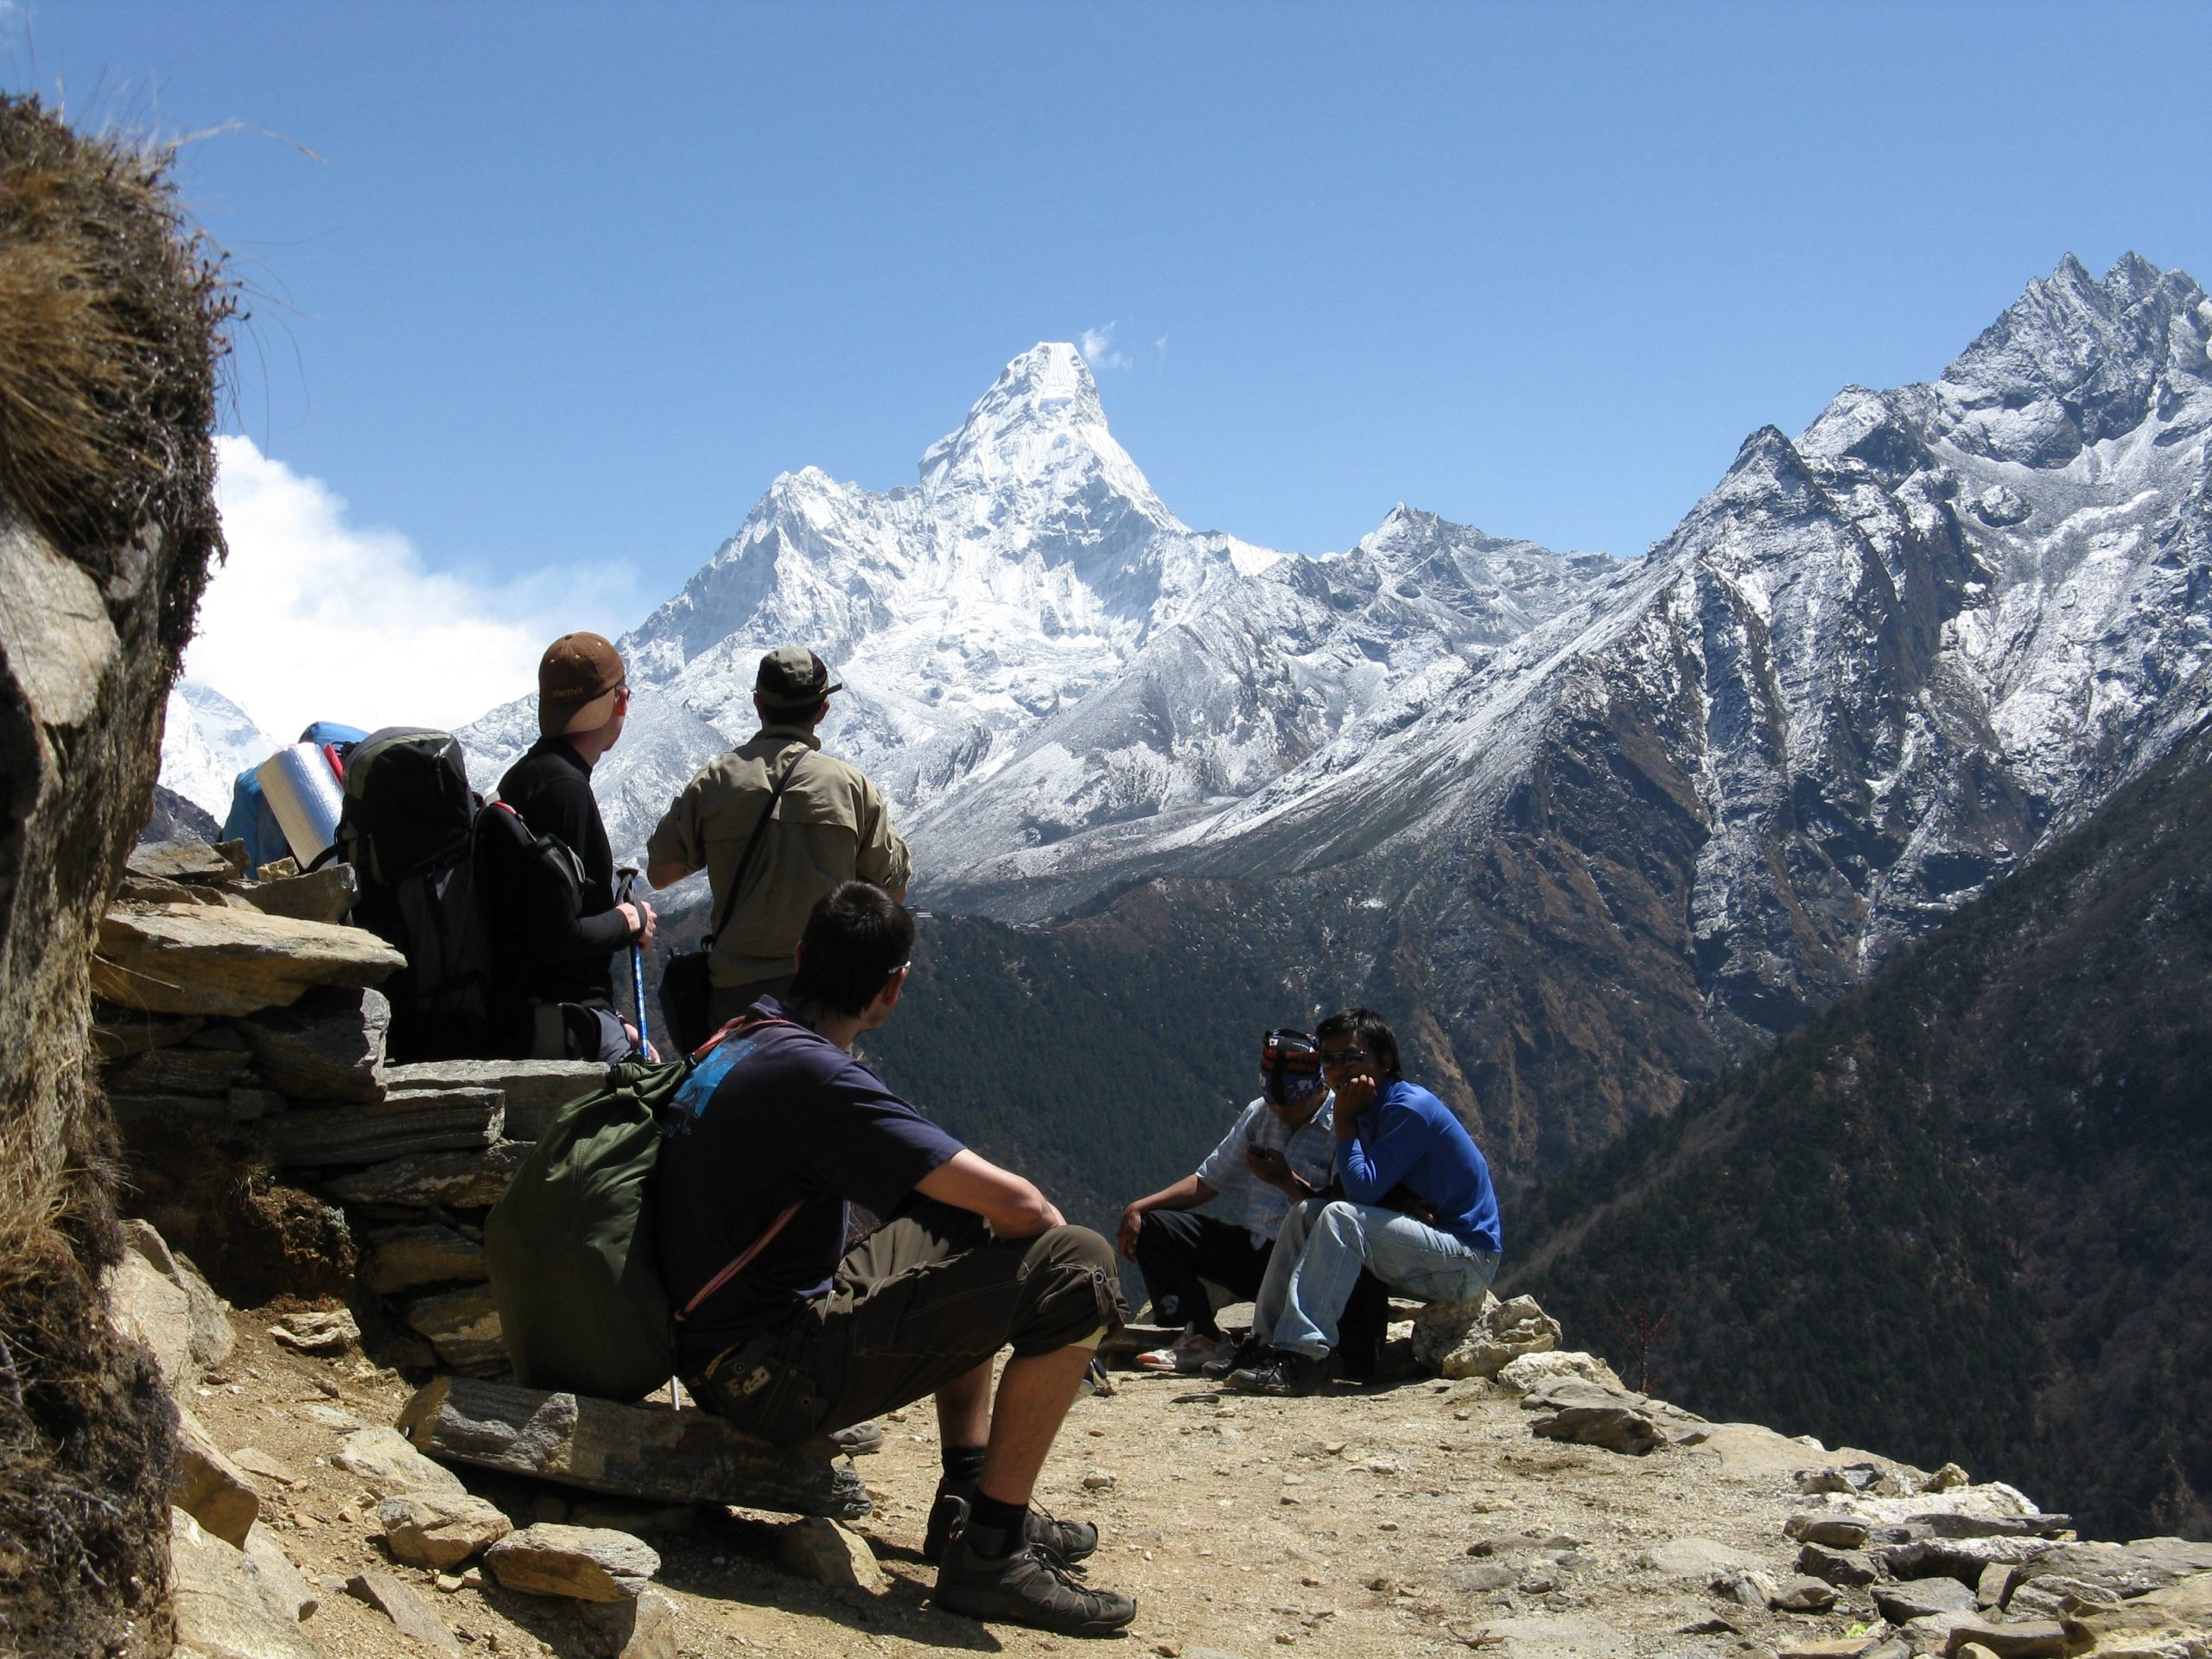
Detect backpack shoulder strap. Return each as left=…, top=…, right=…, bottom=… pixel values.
left=705, top=746, right=809, bottom=945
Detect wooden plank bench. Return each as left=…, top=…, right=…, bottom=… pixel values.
left=397, top=1376, right=870, bottom=1521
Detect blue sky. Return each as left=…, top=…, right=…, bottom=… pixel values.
left=19, top=2, right=2212, bottom=734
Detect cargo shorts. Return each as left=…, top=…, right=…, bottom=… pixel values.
left=690, top=1196, right=1125, bottom=1446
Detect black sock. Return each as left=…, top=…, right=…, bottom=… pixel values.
left=967, top=1491, right=1028, bottom=1556
left=939, top=1446, right=987, bottom=1490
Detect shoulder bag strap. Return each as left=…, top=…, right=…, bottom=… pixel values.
left=672, top=1008, right=812, bottom=1321
left=704, top=746, right=808, bottom=945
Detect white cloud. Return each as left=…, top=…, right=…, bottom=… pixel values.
left=185, top=435, right=639, bottom=740
left=1079, top=323, right=1131, bottom=371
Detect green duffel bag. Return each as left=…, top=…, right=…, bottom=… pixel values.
left=484, top=1058, right=692, bottom=1402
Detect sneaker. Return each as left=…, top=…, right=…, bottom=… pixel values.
left=933, top=1530, right=1136, bottom=1636
left=1135, top=1325, right=1224, bottom=1374
left=1224, top=1347, right=1334, bottom=1396
left=922, top=1486, right=1100, bottom=1567
left=1200, top=1332, right=1265, bottom=1380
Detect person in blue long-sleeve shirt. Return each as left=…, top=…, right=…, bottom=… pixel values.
left=1226, top=1007, right=1502, bottom=1395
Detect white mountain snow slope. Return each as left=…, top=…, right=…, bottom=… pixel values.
left=158, top=681, right=279, bottom=823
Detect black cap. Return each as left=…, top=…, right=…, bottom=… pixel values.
left=755, top=646, right=842, bottom=712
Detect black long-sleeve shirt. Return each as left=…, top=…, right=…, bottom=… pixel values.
left=493, top=737, right=629, bottom=1007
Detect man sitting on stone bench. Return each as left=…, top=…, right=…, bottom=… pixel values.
left=1224, top=1007, right=1503, bottom=1396
left=650, top=880, right=1135, bottom=1637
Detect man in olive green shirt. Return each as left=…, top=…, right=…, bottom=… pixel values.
left=645, top=647, right=912, bottom=1027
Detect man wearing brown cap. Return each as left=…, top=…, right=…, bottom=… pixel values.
left=645, top=646, right=910, bottom=1030
left=491, top=632, right=658, bottom=1060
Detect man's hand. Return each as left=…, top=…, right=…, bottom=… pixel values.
left=1116, top=1203, right=1147, bottom=1262
left=620, top=1022, right=659, bottom=1062
left=1332, top=1073, right=1377, bottom=1135
left=1246, top=1145, right=1294, bottom=1193
left=616, top=899, right=658, bottom=950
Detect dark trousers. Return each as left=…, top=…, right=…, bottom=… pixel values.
left=1135, top=1209, right=1389, bottom=1374
left=691, top=1198, right=1125, bottom=1446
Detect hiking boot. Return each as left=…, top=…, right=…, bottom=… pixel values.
left=828, top=1421, right=885, bottom=1455
left=922, top=1486, right=1099, bottom=1567
left=1224, top=1347, right=1334, bottom=1396
left=1135, top=1325, right=1225, bottom=1374
left=933, top=1530, right=1135, bottom=1636
left=1200, top=1332, right=1265, bottom=1380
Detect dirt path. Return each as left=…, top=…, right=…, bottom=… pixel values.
left=193, top=1312, right=1908, bottom=1659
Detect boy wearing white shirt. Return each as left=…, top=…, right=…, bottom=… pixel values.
left=1116, top=1030, right=1386, bottom=1377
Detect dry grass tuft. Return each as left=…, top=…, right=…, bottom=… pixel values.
left=0, top=92, right=232, bottom=582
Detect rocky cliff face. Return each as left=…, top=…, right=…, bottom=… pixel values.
left=0, top=94, right=231, bottom=1656
left=1510, top=712, right=2212, bottom=1542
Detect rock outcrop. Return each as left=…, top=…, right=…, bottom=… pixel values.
left=0, top=91, right=232, bottom=1652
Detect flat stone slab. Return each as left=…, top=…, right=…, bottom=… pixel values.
left=404, top=1283, right=506, bottom=1370
left=169, top=1507, right=316, bottom=1659
left=347, top=1568, right=461, bottom=1654
left=333, top=1426, right=467, bottom=1498
left=321, top=1141, right=527, bottom=1209
left=93, top=902, right=404, bottom=1017
left=173, top=1407, right=259, bottom=1547
left=235, top=986, right=391, bottom=1103
left=379, top=1491, right=513, bottom=1570
left=484, top=1523, right=660, bottom=1602
left=240, top=862, right=357, bottom=925
left=130, top=839, right=247, bottom=884
left=365, top=1222, right=486, bottom=1294
left=104, top=1044, right=251, bottom=1097
left=398, top=1375, right=871, bottom=1520
left=382, top=1058, right=611, bottom=1141
left=263, top=1088, right=504, bottom=1167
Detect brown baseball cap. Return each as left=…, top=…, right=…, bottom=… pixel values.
left=754, top=646, right=842, bottom=712
left=538, top=632, right=626, bottom=736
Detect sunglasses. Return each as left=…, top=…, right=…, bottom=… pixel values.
left=1317, top=1046, right=1371, bottom=1068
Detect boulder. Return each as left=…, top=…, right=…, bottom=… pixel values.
left=168, top=1507, right=317, bottom=1659
left=234, top=986, right=391, bottom=1103
left=404, top=1283, right=506, bottom=1370
left=1496, top=1350, right=1624, bottom=1393
left=262, top=1087, right=503, bottom=1167
left=1522, top=1378, right=1707, bottom=1456
left=92, top=901, right=404, bottom=1017
left=365, top=1222, right=487, bottom=1294
left=322, top=1140, right=528, bottom=1208
left=268, top=1307, right=358, bottom=1354
left=779, top=1516, right=886, bottom=1591
left=1786, top=1513, right=1873, bottom=1548
left=241, top=1526, right=317, bottom=1622
left=382, top=1057, right=610, bottom=1140
left=1877, top=1536, right=2059, bottom=1584
left=105, top=1247, right=195, bottom=1390
left=397, top=1376, right=872, bottom=1519
left=173, top=1407, right=259, bottom=1547
left=333, top=1426, right=468, bottom=1498
left=2011, top=1537, right=2212, bottom=1603
left=1936, top=1618, right=2071, bottom=1657
left=238, top=862, right=357, bottom=925
left=90, top=1007, right=207, bottom=1058
left=1411, top=1290, right=1498, bottom=1371
left=1877, top=1576, right=1980, bottom=1622
left=122, top=1218, right=234, bottom=1374
left=1767, top=1574, right=1840, bottom=1613
left=378, top=1491, right=513, bottom=1568
left=1437, top=1294, right=1563, bottom=1379
left=1637, top=1537, right=1755, bottom=1580
left=1796, top=1542, right=1877, bottom=1587
left=346, top=1569, right=461, bottom=1655
left=484, top=1523, right=661, bottom=1602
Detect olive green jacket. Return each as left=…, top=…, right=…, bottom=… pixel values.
left=646, top=724, right=911, bottom=986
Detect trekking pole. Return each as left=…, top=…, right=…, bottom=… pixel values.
left=617, top=868, right=650, bottom=1059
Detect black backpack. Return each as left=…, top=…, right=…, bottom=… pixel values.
left=333, top=729, right=588, bottom=1061
left=333, top=728, right=502, bottom=1060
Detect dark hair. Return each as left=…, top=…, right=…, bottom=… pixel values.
left=1315, top=1007, right=1402, bottom=1081
left=786, top=881, right=915, bottom=1017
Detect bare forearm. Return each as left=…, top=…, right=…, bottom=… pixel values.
left=918, top=1149, right=1063, bottom=1238
left=1131, top=1174, right=1213, bottom=1215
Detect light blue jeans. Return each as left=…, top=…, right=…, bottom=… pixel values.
left=1254, top=1198, right=1500, bottom=1360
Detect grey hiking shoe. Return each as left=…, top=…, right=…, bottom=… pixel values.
left=933, top=1530, right=1135, bottom=1636
left=922, top=1486, right=1098, bottom=1566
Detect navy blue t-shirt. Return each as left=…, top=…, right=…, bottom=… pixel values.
left=651, top=999, right=963, bottom=1370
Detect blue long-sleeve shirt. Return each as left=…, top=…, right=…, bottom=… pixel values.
left=1338, top=1079, right=1502, bottom=1254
